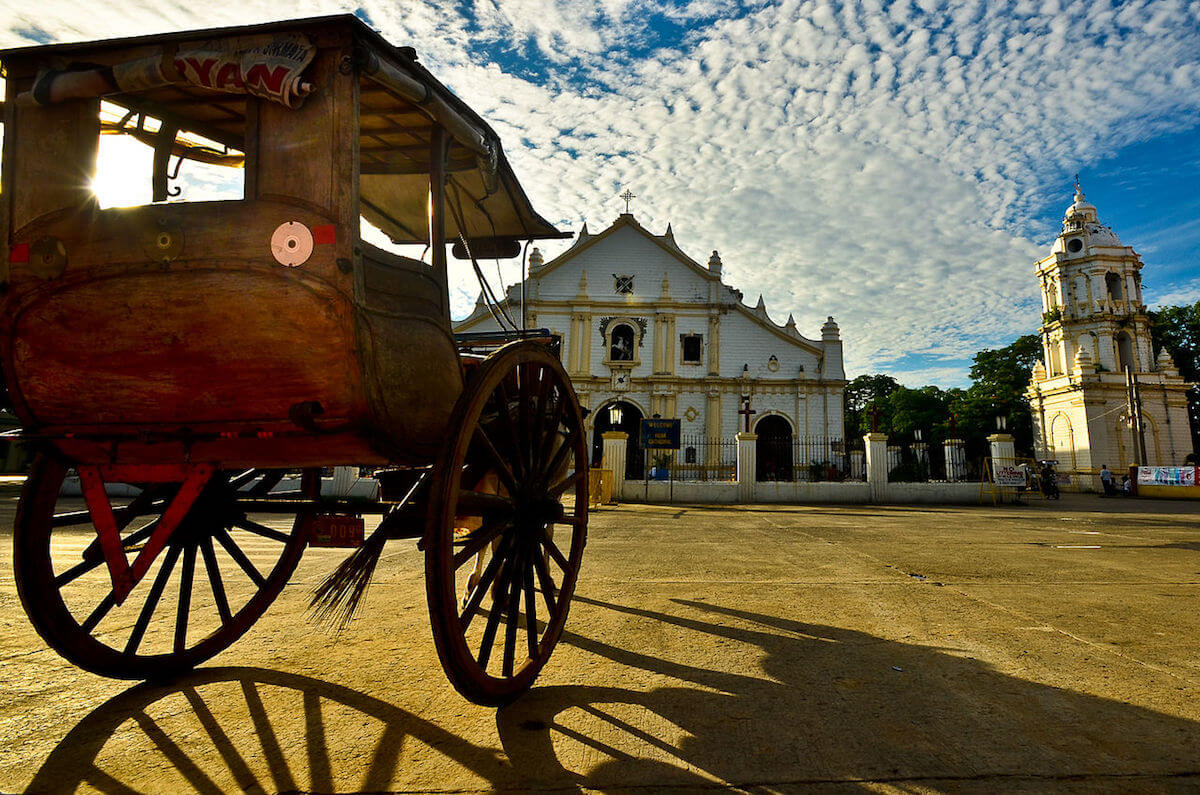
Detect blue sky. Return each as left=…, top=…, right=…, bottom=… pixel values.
left=2, top=0, right=1198, bottom=388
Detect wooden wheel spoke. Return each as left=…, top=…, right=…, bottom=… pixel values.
left=533, top=551, right=558, bottom=616
left=535, top=389, right=565, bottom=477
left=200, top=538, right=232, bottom=624
left=55, top=522, right=158, bottom=587
left=232, top=517, right=291, bottom=544
left=455, top=489, right=515, bottom=517
left=215, top=528, right=265, bottom=587
left=529, top=365, right=553, bottom=472
left=517, top=364, right=534, bottom=475
left=124, top=544, right=181, bottom=656
left=452, top=519, right=510, bottom=569
left=459, top=533, right=513, bottom=632
left=80, top=592, right=117, bottom=634
left=174, top=545, right=196, bottom=653
left=501, top=546, right=524, bottom=677
left=541, top=528, right=571, bottom=572
left=470, top=426, right=520, bottom=496
left=246, top=471, right=285, bottom=497
left=523, top=556, right=539, bottom=660
left=539, top=427, right=579, bottom=487
left=492, top=378, right=524, bottom=479
left=227, top=469, right=261, bottom=490
left=475, top=553, right=512, bottom=670
left=548, top=468, right=587, bottom=498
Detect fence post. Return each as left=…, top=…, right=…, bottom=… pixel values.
left=602, top=431, right=628, bottom=499
left=865, top=433, right=888, bottom=502
left=943, top=438, right=966, bottom=481
left=987, top=432, right=1017, bottom=499
left=736, top=431, right=757, bottom=502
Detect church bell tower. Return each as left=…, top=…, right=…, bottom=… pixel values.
left=1026, top=182, right=1193, bottom=480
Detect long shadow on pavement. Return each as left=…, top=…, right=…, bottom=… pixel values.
left=497, top=595, right=1200, bottom=790
left=25, top=666, right=512, bottom=793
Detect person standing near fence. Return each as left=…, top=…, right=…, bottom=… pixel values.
left=1100, top=464, right=1114, bottom=496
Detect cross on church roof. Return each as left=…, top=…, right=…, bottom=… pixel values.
left=620, top=189, right=636, bottom=214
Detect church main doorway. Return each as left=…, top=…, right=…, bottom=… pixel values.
left=592, top=400, right=645, bottom=480
left=756, top=414, right=794, bottom=481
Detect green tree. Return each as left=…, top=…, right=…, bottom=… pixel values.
left=888, top=385, right=950, bottom=440
left=1148, top=301, right=1200, bottom=452
left=953, top=334, right=1042, bottom=457
left=844, top=374, right=900, bottom=436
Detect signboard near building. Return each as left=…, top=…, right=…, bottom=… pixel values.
left=640, top=418, right=681, bottom=450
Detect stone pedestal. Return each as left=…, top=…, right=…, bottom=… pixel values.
left=602, top=431, right=628, bottom=498
left=864, top=433, right=888, bottom=502
left=943, top=438, right=966, bottom=481
left=736, top=432, right=758, bottom=503
left=987, top=433, right=1016, bottom=467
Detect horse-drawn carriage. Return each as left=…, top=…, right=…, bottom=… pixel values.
left=0, top=15, right=587, bottom=705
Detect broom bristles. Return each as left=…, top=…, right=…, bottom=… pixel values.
left=308, top=531, right=387, bottom=630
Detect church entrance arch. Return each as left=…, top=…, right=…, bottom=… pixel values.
left=755, top=414, right=794, bottom=481
left=592, top=400, right=645, bottom=480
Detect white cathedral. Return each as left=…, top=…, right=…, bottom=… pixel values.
left=1026, top=184, right=1193, bottom=476
left=454, top=211, right=847, bottom=477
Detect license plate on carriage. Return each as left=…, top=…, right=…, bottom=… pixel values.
left=309, top=515, right=365, bottom=548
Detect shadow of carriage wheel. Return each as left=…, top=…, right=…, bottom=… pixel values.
left=26, top=667, right=512, bottom=793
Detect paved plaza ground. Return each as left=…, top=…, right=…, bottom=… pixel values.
left=1, top=489, right=1199, bottom=792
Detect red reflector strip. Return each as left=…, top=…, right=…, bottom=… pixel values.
left=9, top=243, right=29, bottom=263
left=312, top=225, right=336, bottom=245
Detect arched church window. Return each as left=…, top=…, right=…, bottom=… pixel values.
left=1105, top=272, right=1123, bottom=300
left=1116, top=332, right=1135, bottom=373
left=610, top=324, right=635, bottom=361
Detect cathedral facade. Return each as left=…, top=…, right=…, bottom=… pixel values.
left=1026, top=185, right=1193, bottom=477
left=454, top=212, right=847, bottom=477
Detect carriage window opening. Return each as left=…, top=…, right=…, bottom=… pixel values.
left=614, top=275, right=634, bottom=295
left=681, top=334, right=702, bottom=364
left=93, top=101, right=244, bottom=209
left=610, top=324, right=635, bottom=361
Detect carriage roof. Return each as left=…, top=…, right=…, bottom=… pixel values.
left=0, top=15, right=566, bottom=246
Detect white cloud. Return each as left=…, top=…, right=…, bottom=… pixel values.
left=4, top=0, right=1199, bottom=386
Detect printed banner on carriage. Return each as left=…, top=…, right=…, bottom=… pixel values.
left=640, top=418, right=681, bottom=450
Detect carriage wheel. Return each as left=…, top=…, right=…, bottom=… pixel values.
left=426, top=342, right=588, bottom=706
left=13, top=456, right=312, bottom=679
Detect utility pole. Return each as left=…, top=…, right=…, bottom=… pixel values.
left=1125, top=367, right=1148, bottom=466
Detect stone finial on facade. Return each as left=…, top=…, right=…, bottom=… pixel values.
left=1157, top=347, right=1180, bottom=375
left=785, top=313, right=797, bottom=334
left=821, top=316, right=840, bottom=341
left=755, top=294, right=767, bottom=315
left=579, top=222, right=590, bottom=239
left=576, top=270, right=588, bottom=299
left=528, top=247, right=544, bottom=272
left=1032, top=360, right=1047, bottom=382
left=1074, top=342, right=1095, bottom=373
left=708, top=250, right=723, bottom=275
left=661, top=271, right=670, bottom=298
left=664, top=222, right=675, bottom=243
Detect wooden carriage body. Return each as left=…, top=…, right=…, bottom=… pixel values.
left=0, top=16, right=563, bottom=469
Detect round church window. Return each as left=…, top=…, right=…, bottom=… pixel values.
left=1066, top=238, right=1083, bottom=253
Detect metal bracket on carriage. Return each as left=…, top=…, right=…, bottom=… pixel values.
left=287, top=400, right=354, bottom=434
left=77, top=463, right=215, bottom=604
